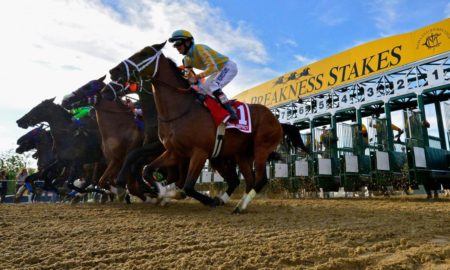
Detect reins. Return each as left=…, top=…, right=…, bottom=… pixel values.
left=157, top=100, right=194, bottom=123
left=94, top=104, right=133, bottom=114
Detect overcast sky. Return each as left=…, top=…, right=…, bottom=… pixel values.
left=0, top=0, right=449, bottom=160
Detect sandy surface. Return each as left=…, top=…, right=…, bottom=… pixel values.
left=0, top=196, right=449, bottom=270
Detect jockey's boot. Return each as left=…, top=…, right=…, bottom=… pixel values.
left=213, top=89, right=238, bottom=121
left=224, top=102, right=238, bottom=121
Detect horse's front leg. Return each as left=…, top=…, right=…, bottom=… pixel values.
left=141, top=150, right=182, bottom=201
left=67, top=162, right=83, bottom=193
left=183, top=149, right=216, bottom=207
left=232, top=156, right=256, bottom=214
left=143, top=150, right=179, bottom=180
left=209, top=159, right=239, bottom=206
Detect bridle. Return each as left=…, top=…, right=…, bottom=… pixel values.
left=122, top=48, right=162, bottom=81
left=111, top=46, right=196, bottom=122
left=102, top=81, right=129, bottom=100
left=115, top=46, right=162, bottom=92
left=114, top=46, right=191, bottom=93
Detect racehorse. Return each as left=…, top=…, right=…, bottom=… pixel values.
left=15, top=127, right=67, bottom=202
left=16, top=98, right=105, bottom=196
left=67, top=78, right=239, bottom=204
left=109, top=42, right=308, bottom=213
left=16, top=127, right=53, bottom=169
left=62, top=76, right=149, bottom=202
left=107, top=80, right=240, bottom=204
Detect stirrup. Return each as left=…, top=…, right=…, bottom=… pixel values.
left=228, top=111, right=238, bottom=121
left=224, top=103, right=238, bottom=121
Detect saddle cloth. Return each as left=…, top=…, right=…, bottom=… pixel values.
left=203, top=95, right=252, bottom=133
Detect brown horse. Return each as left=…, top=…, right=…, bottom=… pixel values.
left=62, top=76, right=147, bottom=202
left=109, top=42, right=300, bottom=213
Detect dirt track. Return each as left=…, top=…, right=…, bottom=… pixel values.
left=1, top=196, right=449, bottom=270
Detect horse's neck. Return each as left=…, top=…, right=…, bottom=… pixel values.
left=36, top=146, right=54, bottom=169
left=46, top=108, right=72, bottom=151
left=46, top=107, right=71, bottom=131
left=37, top=132, right=53, bottom=149
left=95, top=99, right=133, bottom=136
left=35, top=132, right=54, bottom=169
left=138, top=91, right=159, bottom=142
left=96, top=99, right=131, bottom=116
left=153, top=59, right=194, bottom=121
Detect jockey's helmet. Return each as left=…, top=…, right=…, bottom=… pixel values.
left=168, top=29, right=193, bottom=44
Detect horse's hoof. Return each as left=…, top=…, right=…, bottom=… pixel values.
left=171, top=190, right=186, bottom=200
left=232, top=207, right=241, bottom=215
left=100, top=194, right=109, bottom=204
left=209, top=201, right=217, bottom=209
left=160, top=197, right=170, bottom=207
left=71, top=196, right=81, bottom=205
left=116, top=187, right=126, bottom=202
left=125, top=194, right=131, bottom=204
left=213, top=196, right=225, bottom=206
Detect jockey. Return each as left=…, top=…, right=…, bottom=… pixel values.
left=71, top=106, right=91, bottom=121
left=168, top=29, right=238, bottom=121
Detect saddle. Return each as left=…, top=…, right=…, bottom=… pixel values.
left=198, top=94, right=251, bottom=133
left=182, top=66, right=252, bottom=133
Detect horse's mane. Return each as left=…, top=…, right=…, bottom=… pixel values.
left=166, top=58, right=190, bottom=86
left=43, top=130, right=53, bottom=142
left=55, top=103, right=73, bottom=123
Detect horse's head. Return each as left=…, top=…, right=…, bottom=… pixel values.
left=99, top=80, right=134, bottom=100
left=17, top=98, right=59, bottom=128
left=109, top=42, right=167, bottom=85
left=16, top=126, right=45, bottom=153
left=62, top=75, right=106, bottom=109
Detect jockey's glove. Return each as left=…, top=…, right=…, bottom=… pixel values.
left=188, top=76, right=198, bottom=85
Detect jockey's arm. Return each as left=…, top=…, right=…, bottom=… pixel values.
left=72, top=107, right=90, bottom=120
left=196, top=46, right=219, bottom=79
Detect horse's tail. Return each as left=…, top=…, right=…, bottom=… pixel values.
left=268, top=152, right=282, bottom=161
left=280, top=123, right=310, bottom=155
left=116, top=141, right=165, bottom=189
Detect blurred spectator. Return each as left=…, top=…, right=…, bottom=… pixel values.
left=0, top=170, right=8, bottom=203
left=16, top=168, right=28, bottom=192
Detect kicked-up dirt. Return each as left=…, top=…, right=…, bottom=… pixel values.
left=0, top=196, right=449, bottom=270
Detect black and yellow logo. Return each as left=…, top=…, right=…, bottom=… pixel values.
left=417, top=27, right=449, bottom=50
left=422, top=32, right=441, bottom=49
left=273, top=67, right=312, bottom=85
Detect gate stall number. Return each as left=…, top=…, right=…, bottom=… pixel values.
left=295, top=66, right=446, bottom=119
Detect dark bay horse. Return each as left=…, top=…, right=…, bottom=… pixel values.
left=62, top=76, right=149, bottom=202
left=109, top=42, right=307, bottom=213
left=15, top=127, right=59, bottom=201
left=16, top=126, right=54, bottom=167
left=16, top=98, right=105, bottom=195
